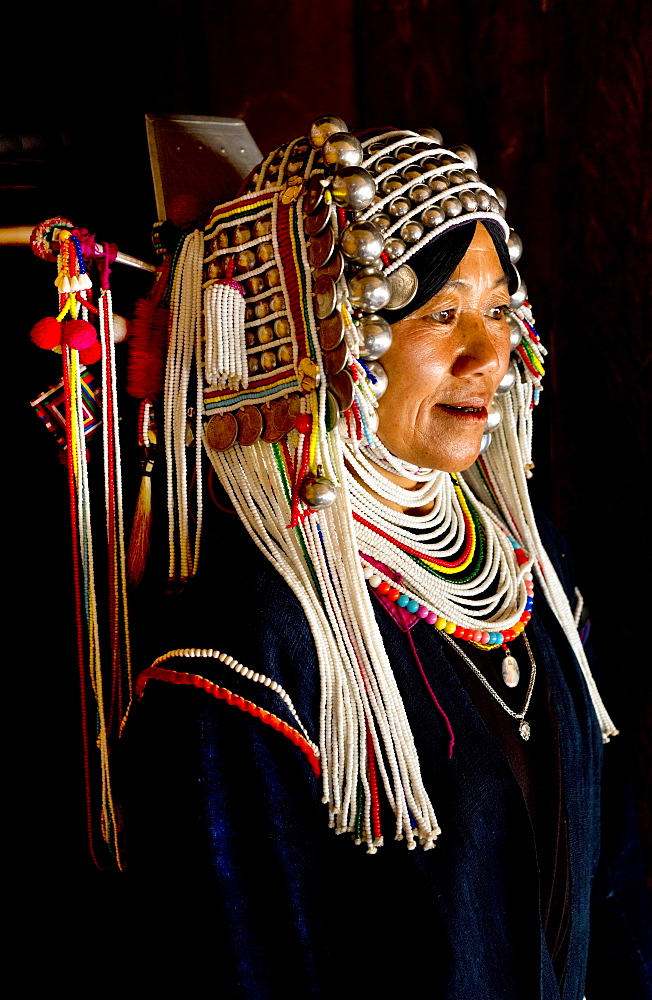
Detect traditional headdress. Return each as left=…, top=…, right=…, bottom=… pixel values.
left=163, top=116, right=617, bottom=852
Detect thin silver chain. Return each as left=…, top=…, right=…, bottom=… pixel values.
left=440, top=631, right=536, bottom=722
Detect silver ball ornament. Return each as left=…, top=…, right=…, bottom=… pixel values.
left=399, top=220, right=424, bottom=244
left=322, top=132, right=363, bottom=168
left=442, top=195, right=463, bottom=218
left=507, top=313, right=522, bottom=348
left=348, top=268, right=391, bottom=312
left=452, top=144, right=479, bottom=170
left=496, top=365, right=517, bottom=394
left=299, top=476, right=337, bottom=509
left=478, top=432, right=492, bottom=454
left=510, top=281, right=528, bottom=309
left=507, top=229, right=523, bottom=263
left=384, top=237, right=406, bottom=261
left=364, top=359, right=388, bottom=399
left=494, top=187, right=508, bottom=211
left=309, top=116, right=348, bottom=149
left=485, top=401, right=502, bottom=432
left=418, top=127, right=443, bottom=145
left=357, top=314, right=393, bottom=359
left=331, top=167, right=376, bottom=211
left=459, top=190, right=478, bottom=212
left=340, top=222, right=384, bottom=265
left=421, top=205, right=446, bottom=228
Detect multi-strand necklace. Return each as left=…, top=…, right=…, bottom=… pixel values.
left=346, top=440, right=537, bottom=736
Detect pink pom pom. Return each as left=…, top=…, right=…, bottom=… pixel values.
left=62, top=319, right=97, bottom=350
left=30, top=317, right=62, bottom=350
left=78, top=340, right=102, bottom=364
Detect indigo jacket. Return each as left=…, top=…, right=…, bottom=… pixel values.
left=122, top=512, right=651, bottom=999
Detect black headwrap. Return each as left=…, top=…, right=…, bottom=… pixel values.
left=382, top=220, right=516, bottom=324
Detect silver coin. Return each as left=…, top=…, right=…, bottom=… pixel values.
left=385, top=264, right=418, bottom=311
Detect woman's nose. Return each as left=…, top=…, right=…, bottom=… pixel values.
left=450, top=310, right=502, bottom=378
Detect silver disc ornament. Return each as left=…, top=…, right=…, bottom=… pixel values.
left=385, top=264, right=418, bottom=311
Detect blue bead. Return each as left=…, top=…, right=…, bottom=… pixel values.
left=407, top=599, right=419, bottom=613
left=397, top=594, right=409, bottom=608
left=508, top=537, right=519, bottom=549
left=525, top=597, right=534, bottom=610
left=495, top=633, right=504, bottom=644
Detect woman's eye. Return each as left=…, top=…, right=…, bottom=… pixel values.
left=486, top=305, right=511, bottom=320
left=427, top=309, right=455, bottom=323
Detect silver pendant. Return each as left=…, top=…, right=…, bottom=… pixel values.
left=502, top=653, right=520, bottom=688
left=519, top=720, right=531, bottom=740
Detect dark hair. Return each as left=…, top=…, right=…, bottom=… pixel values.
left=382, top=220, right=516, bottom=323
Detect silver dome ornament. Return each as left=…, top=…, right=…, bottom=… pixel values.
left=348, top=268, right=391, bottom=311
left=364, top=359, right=388, bottom=399
left=309, top=116, right=348, bottom=149
left=459, top=190, right=478, bottom=212
left=475, top=189, right=491, bottom=212
left=485, top=401, right=502, bottom=432
left=507, top=312, right=522, bottom=349
left=494, top=187, right=508, bottom=212
left=418, top=127, right=443, bottom=145
left=507, top=229, right=523, bottom=263
left=442, top=195, right=463, bottom=218
left=447, top=169, right=466, bottom=187
left=386, top=264, right=419, bottom=310
left=496, top=364, right=517, bottom=394
left=322, top=132, right=363, bottom=168
left=375, top=155, right=397, bottom=173
left=409, top=183, right=432, bottom=204
left=429, top=176, right=449, bottom=194
left=388, top=196, right=411, bottom=218
left=331, top=167, right=377, bottom=211
left=357, top=315, right=393, bottom=359
left=380, top=176, right=403, bottom=195
left=402, top=164, right=425, bottom=181
left=400, top=220, right=424, bottom=244
left=384, top=237, right=406, bottom=261
left=340, top=222, right=385, bottom=265
left=371, top=213, right=391, bottom=233
left=489, top=196, right=501, bottom=214
left=463, top=168, right=480, bottom=182
left=510, top=281, right=528, bottom=309
left=478, top=432, right=492, bottom=454
left=421, top=205, right=446, bottom=228
left=299, top=475, right=337, bottom=509
left=452, top=144, right=479, bottom=170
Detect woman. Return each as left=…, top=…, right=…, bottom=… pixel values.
left=124, top=118, right=650, bottom=998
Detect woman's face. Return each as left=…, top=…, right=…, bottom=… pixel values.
left=376, top=224, right=512, bottom=473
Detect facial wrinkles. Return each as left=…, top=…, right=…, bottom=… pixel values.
left=375, top=225, right=512, bottom=474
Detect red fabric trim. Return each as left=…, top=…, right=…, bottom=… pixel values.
left=136, top=666, right=320, bottom=777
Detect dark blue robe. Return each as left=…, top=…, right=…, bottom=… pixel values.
left=121, top=510, right=651, bottom=999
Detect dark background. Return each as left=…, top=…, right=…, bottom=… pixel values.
left=5, top=0, right=650, bottom=981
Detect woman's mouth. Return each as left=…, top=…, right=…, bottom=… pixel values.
left=437, top=403, right=488, bottom=421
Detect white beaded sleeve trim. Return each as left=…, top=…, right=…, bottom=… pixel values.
left=150, top=646, right=318, bottom=754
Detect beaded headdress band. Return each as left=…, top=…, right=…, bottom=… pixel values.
left=164, top=116, right=616, bottom=853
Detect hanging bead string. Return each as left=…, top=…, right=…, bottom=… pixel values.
left=165, top=230, right=204, bottom=582
left=98, top=286, right=133, bottom=727
left=461, top=326, right=617, bottom=741
left=207, top=433, right=441, bottom=851
left=64, top=342, right=122, bottom=866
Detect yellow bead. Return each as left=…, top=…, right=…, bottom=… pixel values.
left=435, top=617, right=447, bottom=630
left=444, top=621, right=457, bottom=634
